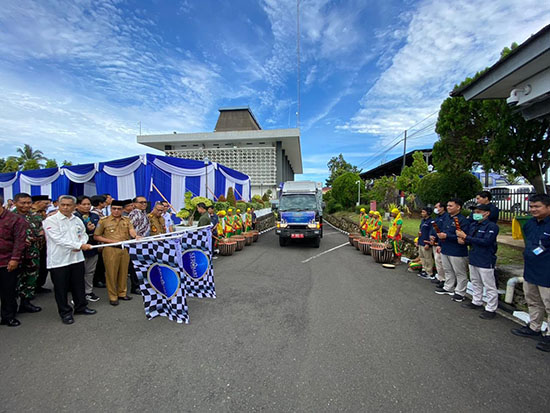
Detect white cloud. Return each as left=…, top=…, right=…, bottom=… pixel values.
left=341, top=0, right=550, bottom=145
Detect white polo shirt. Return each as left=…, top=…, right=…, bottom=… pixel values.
left=43, top=212, right=88, bottom=269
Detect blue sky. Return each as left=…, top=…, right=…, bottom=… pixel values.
left=1, top=0, right=549, bottom=184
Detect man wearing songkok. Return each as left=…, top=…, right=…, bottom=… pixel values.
left=43, top=195, right=96, bottom=324
left=121, top=199, right=134, bottom=217
left=94, top=200, right=138, bottom=306
left=0, top=194, right=28, bottom=327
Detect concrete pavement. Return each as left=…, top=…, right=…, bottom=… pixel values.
left=1, top=226, right=548, bottom=412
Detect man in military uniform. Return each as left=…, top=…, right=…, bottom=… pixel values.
left=94, top=200, right=138, bottom=306
left=32, top=195, right=52, bottom=294
left=148, top=202, right=166, bottom=235
left=13, top=193, right=44, bottom=313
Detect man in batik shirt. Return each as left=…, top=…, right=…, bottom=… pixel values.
left=13, top=193, right=44, bottom=313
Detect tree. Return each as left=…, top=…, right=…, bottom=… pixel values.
left=331, top=172, right=361, bottom=209
left=45, top=159, right=58, bottom=169
left=2, top=157, right=19, bottom=173
left=435, top=44, right=550, bottom=194
left=0, top=158, right=5, bottom=172
left=22, top=159, right=41, bottom=171
left=226, top=187, right=237, bottom=207
left=16, top=144, right=46, bottom=167
left=62, top=160, right=73, bottom=166
left=396, top=151, right=429, bottom=194
left=326, top=154, right=361, bottom=187
left=416, top=172, right=482, bottom=205
left=366, top=176, right=398, bottom=208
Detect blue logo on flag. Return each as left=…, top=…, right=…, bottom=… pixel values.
left=147, top=264, right=181, bottom=299
left=181, top=249, right=209, bottom=281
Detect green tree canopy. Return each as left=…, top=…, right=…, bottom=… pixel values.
left=226, top=187, right=237, bottom=207
left=437, top=44, right=550, bottom=193
left=396, top=151, right=429, bottom=194
left=332, top=172, right=361, bottom=209
left=416, top=172, right=482, bottom=205
left=2, top=157, right=19, bottom=173
left=45, top=159, right=58, bottom=169
left=16, top=144, right=46, bottom=167
left=21, top=159, right=41, bottom=171
left=326, top=154, right=361, bottom=187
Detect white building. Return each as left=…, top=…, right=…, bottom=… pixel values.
left=137, top=107, right=302, bottom=197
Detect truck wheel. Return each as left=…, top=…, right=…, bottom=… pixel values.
left=279, top=237, right=288, bottom=247
left=313, top=237, right=320, bottom=248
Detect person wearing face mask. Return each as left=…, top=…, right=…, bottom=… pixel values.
left=456, top=204, right=499, bottom=319
left=469, top=191, right=499, bottom=223
left=429, top=202, right=447, bottom=288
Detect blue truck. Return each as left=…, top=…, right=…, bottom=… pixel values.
left=275, top=181, right=323, bottom=247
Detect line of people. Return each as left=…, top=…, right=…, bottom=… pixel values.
left=0, top=193, right=182, bottom=326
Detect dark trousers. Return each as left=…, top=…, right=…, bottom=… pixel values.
left=37, top=246, right=49, bottom=288
left=128, top=261, right=139, bottom=291
left=0, top=267, right=19, bottom=320
left=93, top=250, right=106, bottom=285
left=50, top=261, right=87, bottom=318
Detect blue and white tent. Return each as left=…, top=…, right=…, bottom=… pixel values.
left=0, top=154, right=251, bottom=210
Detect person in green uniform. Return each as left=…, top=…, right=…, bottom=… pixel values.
left=197, top=203, right=211, bottom=227
left=13, top=193, right=44, bottom=313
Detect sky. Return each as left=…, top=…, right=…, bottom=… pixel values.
left=0, top=0, right=549, bottom=184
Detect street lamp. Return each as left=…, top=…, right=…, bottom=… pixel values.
left=355, top=180, right=361, bottom=207
left=204, top=157, right=209, bottom=199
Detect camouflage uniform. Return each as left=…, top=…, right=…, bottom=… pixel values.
left=15, top=210, right=45, bottom=299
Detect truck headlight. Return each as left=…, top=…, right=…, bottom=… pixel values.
left=277, top=220, right=288, bottom=228
left=307, top=220, right=320, bottom=229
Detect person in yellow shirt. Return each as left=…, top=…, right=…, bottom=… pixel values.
left=225, top=209, right=235, bottom=238
left=387, top=208, right=403, bottom=264
left=234, top=209, right=243, bottom=235
left=244, top=208, right=253, bottom=232
left=371, top=211, right=383, bottom=241
left=359, top=208, right=367, bottom=236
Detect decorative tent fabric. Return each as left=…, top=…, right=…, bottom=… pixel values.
left=0, top=154, right=251, bottom=210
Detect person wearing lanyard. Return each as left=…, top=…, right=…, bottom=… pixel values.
left=94, top=200, right=139, bottom=306
left=417, top=207, right=434, bottom=280
left=43, top=195, right=96, bottom=324
left=457, top=204, right=499, bottom=319
left=511, top=194, right=550, bottom=352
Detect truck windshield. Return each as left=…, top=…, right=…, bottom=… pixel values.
left=279, top=194, right=316, bottom=211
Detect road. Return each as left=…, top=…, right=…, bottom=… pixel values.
left=1, top=224, right=548, bottom=412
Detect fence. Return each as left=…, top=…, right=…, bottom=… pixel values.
left=466, top=187, right=534, bottom=222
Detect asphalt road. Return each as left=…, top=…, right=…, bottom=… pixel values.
left=1, top=225, right=549, bottom=412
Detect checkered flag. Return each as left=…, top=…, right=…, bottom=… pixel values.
left=127, top=238, right=189, bottom=324
left=179, top=227, right=216, bottom=299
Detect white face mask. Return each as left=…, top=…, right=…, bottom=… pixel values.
left=433, top=208, right=440, bottom=215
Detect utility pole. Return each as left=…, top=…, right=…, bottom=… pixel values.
left=296, top=0, right=301, bottom=129
left=401, top=130, right=407, bottom=172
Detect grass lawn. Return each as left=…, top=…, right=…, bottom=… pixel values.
left=330, top=211, right=523, bottom=266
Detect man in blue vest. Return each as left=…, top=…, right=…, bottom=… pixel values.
left=511, top=194, right=550, bottom=352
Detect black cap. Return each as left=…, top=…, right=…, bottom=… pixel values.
left=121, top=199, right=133, bottom=207
left=31, top=195, right=49, bottom=202
left=470, top=204, right=491, bottom=211
left=111, top=200, right=125, bottom=207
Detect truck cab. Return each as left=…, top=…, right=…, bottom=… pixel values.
left=276, top=181, right=323, bottom=247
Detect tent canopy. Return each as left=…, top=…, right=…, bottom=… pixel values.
left=0, top=154, right=251, bottom=210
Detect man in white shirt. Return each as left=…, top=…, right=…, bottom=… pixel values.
left=43, top=195, right=97, bottom=324
left=161, top=201, right=175, bottom=233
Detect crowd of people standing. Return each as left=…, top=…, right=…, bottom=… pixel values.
left=0, top=193, right=182, bottom=326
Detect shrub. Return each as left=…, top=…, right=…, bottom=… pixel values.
left=217, top=194, right=226, bottom=202
left=416, top=172, right=482, bottom=205
left=332, top=172, right=362, bottom=209
left=226, top=187, right=237, bottom=207
left=354, top=204, right=371, bottom=214
left=214, top=201, right=229, bottom=212
left=236, top=201, right=247, bottom=211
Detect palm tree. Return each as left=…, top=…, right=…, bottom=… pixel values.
left=16, top=144, right=46, bottom=167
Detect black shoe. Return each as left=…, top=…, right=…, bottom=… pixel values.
left=75, top=307, right=97, bottom=315
left=536, top=337, right=550, bottom=352
left=109, top=300, right=119, bottom=306
left=430, top=278, right=441, bottom=284
left=36, top=286, right=52, bottom=294
left=435, top=287, right=453, bottom=295
left=119, top=295, right=132, bottom=301
left=418, top=272, right=430, bottom=279
left=131, top=288, right=141, bottom=295
left=94, top=282, right=106, bottom=288
left=436, top=281, right=445, bottom=288
left=451, top=294, right=464, bottom=302
left=461, top=302, right=483, bottom=310
left=511, top=325, right=542, bottom=339
left=85, top=293, right=100, bottom=302
left=479, top=310, right=496, bottom=320
left=1, top=318, right=21, bottom=327
left=18, top=299, right=42, bottom=313
left=62, top=316, right=74, bottom=325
